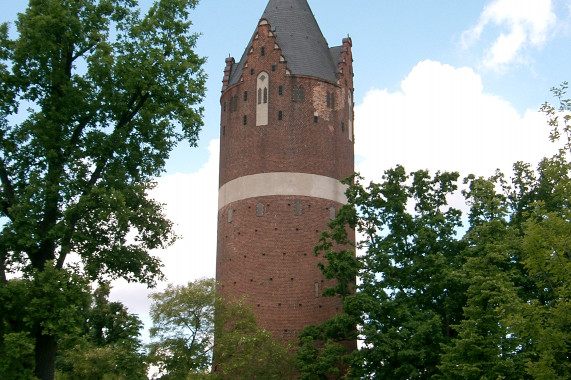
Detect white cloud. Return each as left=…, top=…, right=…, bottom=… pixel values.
left=462, top=0, right=557, bottom=71
left=149, top=139, right=219, bottom=285
left=110, top=138, right=220, bottom=336
left=355, top=60, right=554, bottom=183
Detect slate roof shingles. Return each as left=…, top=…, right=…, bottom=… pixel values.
left=227, top=0, right=342, bottom=88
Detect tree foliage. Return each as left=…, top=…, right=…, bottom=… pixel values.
left=299, top=83, right=571, bottom=379
left=147, top=278, right=295, bottom=380
left=148, top=279, right=217, bottom=379
left=0, top=0, right=205, bottom=378
left=55, top=283, right=147, bottom=379
left=213, top=297, right=296, bottom=380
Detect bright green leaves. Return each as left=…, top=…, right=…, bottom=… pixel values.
left=147, top=279, right=295, bottom=379
left=542, top=81, right=571, bottom=154
left=148, top=279, right=216, bottom=377
left=517, top=207, right=571, bottom=379
left=213, top=298, right=296, bottom=380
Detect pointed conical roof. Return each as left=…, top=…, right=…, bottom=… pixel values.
left=228, top=0, right=340, bottom=87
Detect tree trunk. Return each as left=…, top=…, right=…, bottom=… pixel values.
left=34, top=329, right=57, bottom=380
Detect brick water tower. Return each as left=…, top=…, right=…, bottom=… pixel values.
left=216, top=0, right=354, bottom=340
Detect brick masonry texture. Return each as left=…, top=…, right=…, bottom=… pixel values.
left=217, top=21, right=355, bottom=340
left=217, top=196, right=354, bottom=339
left=219, top=24, right=354, bottom=186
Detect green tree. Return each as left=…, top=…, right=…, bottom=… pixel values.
left=514, top=83, right=571, bottom=379
left=55, top=283, right=147, bottom=379
left=299, top=168, right=466, bottom=379
left=301, top=83, right=570, bottom=379
left=0, top=0, right=205, bottom=378
left=439, top=175, right=527, bottom=379
left=148, top=279, right=216, bottom=379
left=147, top=279, right=295, bottom=379
left=0, top=265, right=92, bottom=380
left=213, top=297, right=296, bottom=380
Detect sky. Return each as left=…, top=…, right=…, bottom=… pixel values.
left=1, top=0, right=570, bottom=338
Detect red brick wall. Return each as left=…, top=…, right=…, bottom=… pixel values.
left=217, top=22, right=355, bottom=340
left=217, top=196, right=352, bottom=339
left=219, top=23, right=354, bottom=187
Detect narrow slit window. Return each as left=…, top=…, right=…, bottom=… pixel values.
left=294, top=201, right=302, bottom=216
left=261, top=46, right=265, bottom=56
left=258, top=88, right=262, bottom=105
left=292, top=86, right=304, bottom=103
left=256, top=203, right=264, bottom=217
left=243, top=115, right=247, bottom=125
left=263, top=87, right=268, bottom=104
left=278, top=111, right=283, bottom=120
left=243, top=91, right=247, bottom=102
left=279, top=86, right=283, bottom=96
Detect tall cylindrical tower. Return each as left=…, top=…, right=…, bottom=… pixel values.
left=216, top=0, right=354, bottom=340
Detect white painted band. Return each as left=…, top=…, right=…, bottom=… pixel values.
left=218, top=172, right=348, bottom=210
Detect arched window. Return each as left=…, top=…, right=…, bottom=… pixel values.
left=256, top=72, right=269, bottom=126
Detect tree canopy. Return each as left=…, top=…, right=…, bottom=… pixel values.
left=0, top=0, right=206, bottom=378
left=147, top=278, right=295, bottom=380
left=298, top=83, right=571, bottom=379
